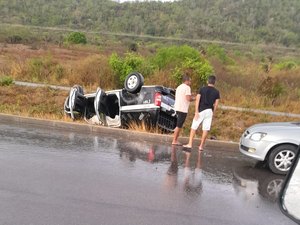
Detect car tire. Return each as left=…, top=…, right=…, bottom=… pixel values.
left=258, top=173, right=284, bottom=202
left=124, top=72, right=144, bottom=94
left=268, top=144, right=297, bottom=175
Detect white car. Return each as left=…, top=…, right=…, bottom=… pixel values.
left=64, top=72, right=177, bottom=132
left=239, top=122, right=300, bottom=174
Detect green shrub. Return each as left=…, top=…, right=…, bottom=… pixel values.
left=151, top=45, right=213, bottom=88
left=109, top=53, right=154, bottom=85
left=151, top=45, right=200, bottom=69
left=65, top=32, right=87, bottom=44
left=148, top=45, right=213, bottom=88
left=206, top=44, right=234, bottom=64
left=172, top=57, right=213, bottom=89
left=275, top=61, right=297, bottom=70
left=0, top=76, right=13, bottom=86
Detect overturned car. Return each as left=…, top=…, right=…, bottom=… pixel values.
left=64, top=72, right=177, bottom=132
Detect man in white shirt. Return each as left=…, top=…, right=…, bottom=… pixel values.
left=172, top=75, right=193, bottom=145
left=183, top=75, right=220, bottom=151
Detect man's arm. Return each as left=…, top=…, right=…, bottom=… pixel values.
left=185, top=86, right=194, bottom=102
left=185, top=94, right=195, bottom=102
left=213, top=99, right=219, bottom=114
left=194, top=94, right=201, bottom=119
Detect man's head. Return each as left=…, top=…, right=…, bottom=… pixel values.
left=207, top=75, right=216, bottom=85
left=182, top=75, right=191, bottom=86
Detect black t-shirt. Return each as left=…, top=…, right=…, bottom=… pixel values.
left=198, top=86, right=220, bottom=112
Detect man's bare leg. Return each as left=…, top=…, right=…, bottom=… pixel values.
left=199, top=130, right=209, bottom=151
left=172, top=127, right=181, bottom=145
left=183, top=128, right=197, bottom=148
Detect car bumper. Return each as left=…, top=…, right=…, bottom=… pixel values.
left=239, top=138, right=275, bottom=161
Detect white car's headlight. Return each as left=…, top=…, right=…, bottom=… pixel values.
left=250, top=132, right=267, bottom=141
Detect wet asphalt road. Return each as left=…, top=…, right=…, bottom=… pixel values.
left=0, top=121, right=296, bottom=225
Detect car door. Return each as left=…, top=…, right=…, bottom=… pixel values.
left=94, top=88, right=121, bottom=127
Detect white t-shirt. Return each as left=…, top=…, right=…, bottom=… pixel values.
left=174, top=83, right=191, bottom=113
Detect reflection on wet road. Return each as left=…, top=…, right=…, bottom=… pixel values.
left=0, top=122, right=296, bottom=225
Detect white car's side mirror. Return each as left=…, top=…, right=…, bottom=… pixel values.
left=279, top=145, right=300, bottom=223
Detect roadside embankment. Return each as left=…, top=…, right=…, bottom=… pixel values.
left=0, top=113, right=239, bottom=152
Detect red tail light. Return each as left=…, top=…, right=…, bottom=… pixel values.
left=154, top=92, right=162, bottom=106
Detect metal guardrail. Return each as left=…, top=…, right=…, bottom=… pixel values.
left=14, top=80, right=300, bottom=119
left=14, top=81, right=70, bottom=91
left=219, top=105, right=300, bottom=119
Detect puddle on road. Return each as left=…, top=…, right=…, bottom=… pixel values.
left=0, top=122, right=285, bottom=206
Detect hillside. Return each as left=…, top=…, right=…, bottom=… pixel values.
left=0, top=0, right=299, bottom=47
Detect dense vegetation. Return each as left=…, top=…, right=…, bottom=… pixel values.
left=1, top=0, right=300, bottom=47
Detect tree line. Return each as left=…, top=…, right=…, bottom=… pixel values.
left=0, top=0, right=299, bottom=47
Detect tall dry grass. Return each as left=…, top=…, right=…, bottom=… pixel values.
left=10, top=56, right=67, bottom=84
left=211, top=52, right=300, bottom=113
left=144, top=70, right=177, bottom=89
left=0, top=86, right=67, bottom=119
left=127, top=120, right=164, bottom=134
left=10, top=52, right=118, bottom=92
left=66, top=55, right=117, bottom=90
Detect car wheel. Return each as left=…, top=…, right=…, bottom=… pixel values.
left=268, top=144, right=297, bottom=175
left=258, top=176, right=284, bottom=202
left=124, top=72, right=144, bottom=94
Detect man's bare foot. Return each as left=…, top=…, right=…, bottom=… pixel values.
left=183, top=144, right=192, bottom=149
left=172, top=142, right=182, bottom=146
left=198, top=146, right=204, bottom=151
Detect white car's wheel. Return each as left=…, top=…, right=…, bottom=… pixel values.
left=268, top=144, right=297, bottom=175
left=124, top=72, right=144, bottom=94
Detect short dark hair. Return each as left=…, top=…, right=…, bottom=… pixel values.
left=182, top=75, right=191, bottom=82
left=208, top=75, right=216, bottom=85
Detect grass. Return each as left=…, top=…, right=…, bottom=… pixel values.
left=0, top=86, right=67, bottom=119
left=127, top=120, right=163, bottom=134
left=0, top=75, right=13, bottom=86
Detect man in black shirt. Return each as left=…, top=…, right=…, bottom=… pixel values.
left=183, top=75, right=220, bottom=151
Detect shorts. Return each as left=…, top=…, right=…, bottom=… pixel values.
left=176, top=111, right=187, bottom=128
left=191, top=109, right=213, bottom=131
